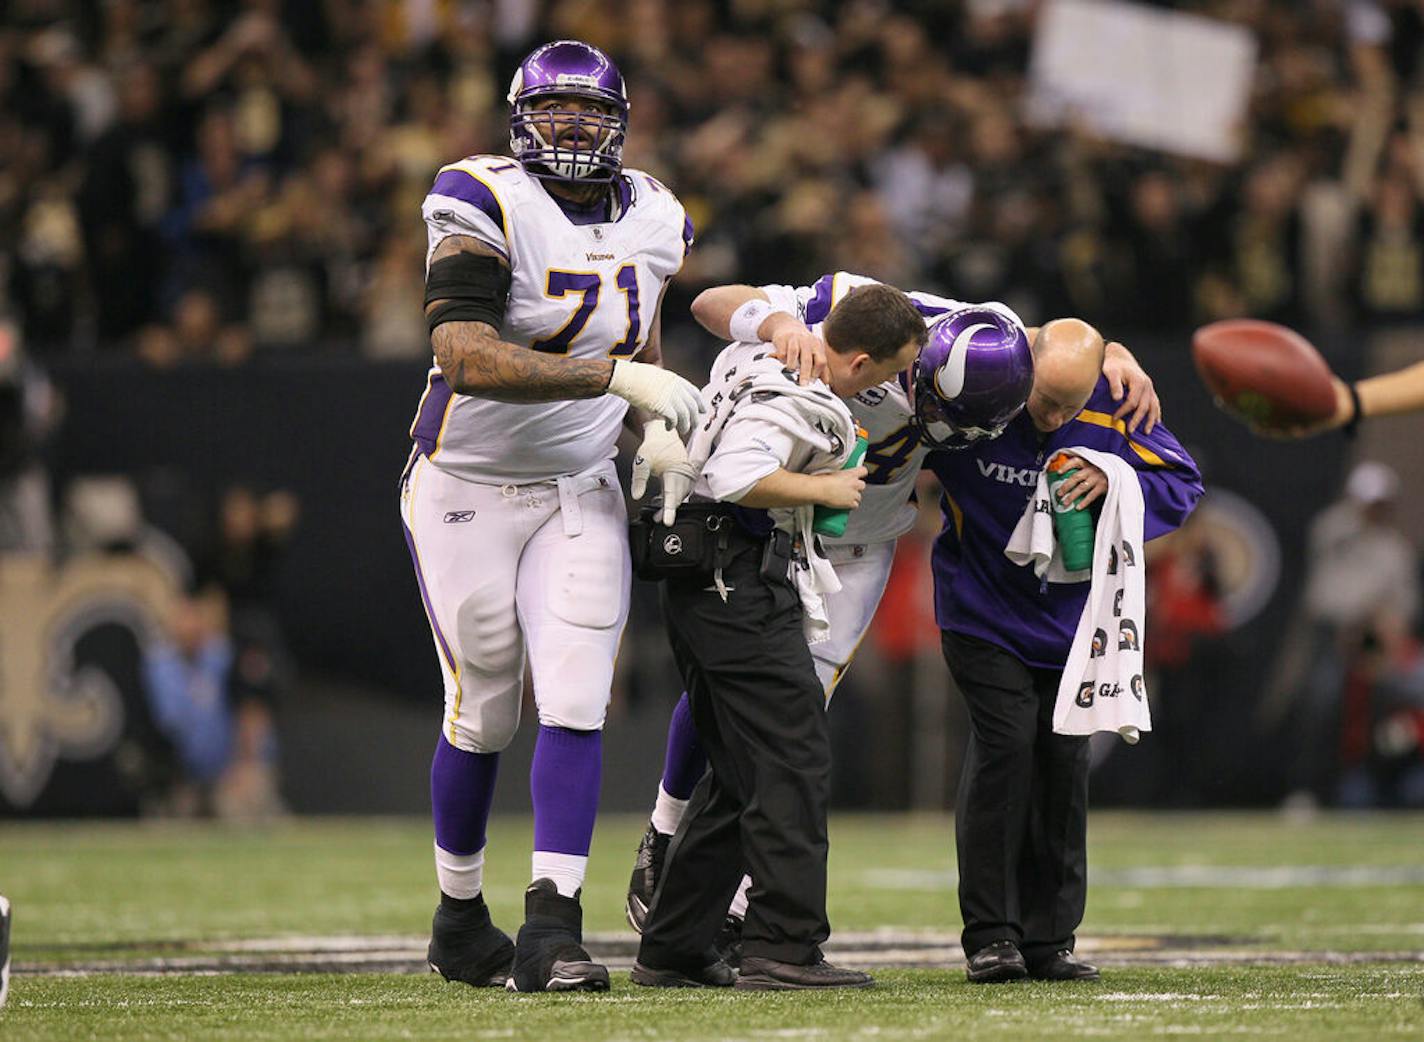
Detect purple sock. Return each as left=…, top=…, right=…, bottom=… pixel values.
left=430, top=736, right=499, bottom=855
left=660, top=692, right=707, bottom=800
left=530, top=725, right=602, bottom=855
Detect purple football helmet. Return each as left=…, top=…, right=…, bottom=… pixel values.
left=508, top=40, right=629, bottom=182
left=910, top=306, right=1034, bottom=449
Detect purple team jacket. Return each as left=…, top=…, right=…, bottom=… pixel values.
left=928, top=377, right=1204, bottom=670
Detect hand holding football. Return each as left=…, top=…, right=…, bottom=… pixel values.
left=1191, top=320, right=1338, bottom=431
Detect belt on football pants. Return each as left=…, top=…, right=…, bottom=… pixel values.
left=555, top=469, right=615, bottom=537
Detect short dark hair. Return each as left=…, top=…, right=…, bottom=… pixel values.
left=822, top=284, right=928, bottom=362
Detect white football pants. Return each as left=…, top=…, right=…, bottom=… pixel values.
left=813, top=539, right=897, bottom=701
left=400, top=454, right=631, bottom=752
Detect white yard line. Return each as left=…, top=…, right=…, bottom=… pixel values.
left=13, top=931, right=1424, bottom=977
left=862, top=864, right=1424, bottom=890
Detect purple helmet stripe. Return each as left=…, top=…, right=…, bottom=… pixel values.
left=431, top=169, right=507, bottom=241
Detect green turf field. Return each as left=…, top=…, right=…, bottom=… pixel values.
left=3, top=812, right=1422, bottom=1040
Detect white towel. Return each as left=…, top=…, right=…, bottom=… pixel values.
left=687, top=346, right=854, bottom=644
left=1004, top=446, right=1151, bottom=744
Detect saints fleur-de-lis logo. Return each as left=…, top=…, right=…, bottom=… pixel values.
left=0, top=553, right=175, bottom=808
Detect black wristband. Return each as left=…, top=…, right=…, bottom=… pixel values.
left=1344, top=382, right=1363, bottom=438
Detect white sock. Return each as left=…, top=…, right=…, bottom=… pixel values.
left=434, top=842, right=485, bottom=899
left=650, top=784, right=689, bottom=837
left=728, top=874, right=751, bottom=919
left=532, top=851, right=588, bottom=898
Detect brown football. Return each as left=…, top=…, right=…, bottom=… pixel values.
left=1191, top=319, right=1338, bottom=430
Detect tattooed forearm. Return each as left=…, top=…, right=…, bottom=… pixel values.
left=430, top=234, right=493, bottom=264
left=426, top=234, right=614, bottom=402
left=431, top=321, right=613, bottom=401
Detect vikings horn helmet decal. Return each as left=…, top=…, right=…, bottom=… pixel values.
left=910, top=306, right=1033, bottom=450
left=508, top=40, right=629, bottom=182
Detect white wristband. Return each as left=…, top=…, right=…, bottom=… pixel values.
left=728, top=298, right=778, bottom=344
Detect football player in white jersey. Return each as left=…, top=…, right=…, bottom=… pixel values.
left=627, top=273, right=1161, bottom=955
left=403, top=39, right=705, bottom=994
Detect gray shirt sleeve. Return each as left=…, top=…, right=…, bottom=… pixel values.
left=701, top=417, right=803, bottom=503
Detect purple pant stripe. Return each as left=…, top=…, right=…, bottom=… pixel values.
left=402, top=518, right=458, bottom=678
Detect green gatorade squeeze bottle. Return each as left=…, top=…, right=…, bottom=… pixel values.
left=1047, top=452, right=1096, bottom=572
left=812, top=427, right=870, bottom=538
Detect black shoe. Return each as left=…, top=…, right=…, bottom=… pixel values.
left=713, top=915, right=744, bottom=969
left=1028, top=949, right=1100, bottom=981
left=626, top=823, right=671, bottom=933
left=735, top=956, right=874, bottom=991
left=507, top=879, right=610, bottom=993
left=630, top=952, right=736, bottom=988
left=426, top=893, right=514, bottom=988
left=1, top=894, right=11, bottom=1010
left=965, top=940, right=1028, bottom=983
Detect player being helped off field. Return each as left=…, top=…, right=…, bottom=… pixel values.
left=630, top=284, right=928, bottom=991
left=626, top=272, right=1162, bottom=962
left=401, top=39, right=704, bottom=994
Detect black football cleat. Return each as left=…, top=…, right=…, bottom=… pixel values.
left=426, top=893, right=514, bottom=988
left=625, top=822, right=670, bottom=933
left=713, top=914, right=744, bottom=969
left=507, top=879, right=610, bottom=993
left=1028, top=949, right=1101, bottom=981
left=965, top=939, right=1029, bottom=983
left=735, top=955, right=874, bottom=990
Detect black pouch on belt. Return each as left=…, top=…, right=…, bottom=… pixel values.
left=629, top=501, right=733, bottom=580
left=759, top=529, right=794, bottom=585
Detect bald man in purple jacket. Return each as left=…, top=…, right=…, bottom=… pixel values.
left=928, top=319, right=1203, bottom=984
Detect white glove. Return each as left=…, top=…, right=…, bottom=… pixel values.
left=607, top=360, right=705, bottom=437
left=630, top=420, right=696, bottom=525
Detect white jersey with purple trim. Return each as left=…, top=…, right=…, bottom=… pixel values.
left=759, top=272, right=1024, bottom=547
left=411, top=155, right=693, bottom=483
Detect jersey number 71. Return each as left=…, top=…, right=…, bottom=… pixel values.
left=531, top=265, right=642, bottom=356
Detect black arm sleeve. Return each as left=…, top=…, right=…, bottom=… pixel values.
left=425, top=253, right=512, bottom=334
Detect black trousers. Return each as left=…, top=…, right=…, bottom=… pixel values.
left=942, top=630, right=1091, bottom=963
left=638, top=544, right=831, bottom=968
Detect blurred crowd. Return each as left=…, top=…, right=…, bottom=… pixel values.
left=9, top=467, right=300, bottom=817
left=7, top=0, right=1424, bottom=362
left=1276, top=461, right=1424, bottom=809
left=137, top=483, right=296, bottom=817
